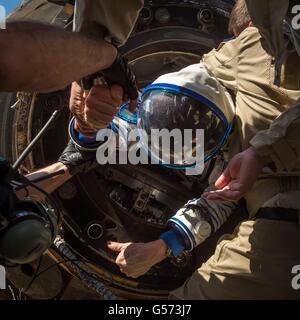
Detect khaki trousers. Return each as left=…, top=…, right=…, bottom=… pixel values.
left=170, top=219, right=300, bottom=300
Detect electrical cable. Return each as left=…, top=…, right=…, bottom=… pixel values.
left=18, top=175, right=62, bottom=225
left=12, top=110, right=61, bottom=171
left=21, top=256, right=43, bottom=294
left=53, top=238, right=118, bottom=300
left=19, top=256, right=103, bottom=299
left=35, top=258, right=88, bottom=279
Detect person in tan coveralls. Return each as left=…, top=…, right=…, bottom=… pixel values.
left=206, top=0, right=300, bottom=203
left=104, top=0, right=300, bottom=300
left=205, top=102, right=300, bottom=203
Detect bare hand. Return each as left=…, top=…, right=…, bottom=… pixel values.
left=107, top=240, right=167, bottom=278
left=203, top=147, right=269, bottom=202
left=69, top=82, right=123, bottom=136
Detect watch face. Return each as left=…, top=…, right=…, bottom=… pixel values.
left=197, top=220, right=212, bottom=239
left=166, top=247, right=173, bottom=258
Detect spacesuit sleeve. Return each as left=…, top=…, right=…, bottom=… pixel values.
left=167, top=196, right=238, bottom=251
left=73, top=0, right=144, bottom=46
left=250, top=103, right=300, bottom=172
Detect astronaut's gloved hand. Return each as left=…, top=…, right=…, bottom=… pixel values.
left=69, top=82, right=123, bottom=136
left=58, top=139, right=98, bottom=176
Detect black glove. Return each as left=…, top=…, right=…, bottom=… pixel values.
left=81, top=53, right=139, bottom=101
left=58, top=140, right=98, bottom=176
left=101, top=52, right=138, bottom=100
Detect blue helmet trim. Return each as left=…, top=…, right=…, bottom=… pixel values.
left=116, top=103, right=138, bottom=125
left=142, top=83, right=229, bottom=126
left=140, top=83, right=233, bottom=168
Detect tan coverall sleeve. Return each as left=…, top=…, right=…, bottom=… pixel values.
left=73, top=0, right=144, bottom=46
left=245, top=0, right=289, bottom=56
left=245, top=0, right=290, bottom=85
left=202, top=37, right=239, bottom=94
left=250, top=103, right=300, bottom=172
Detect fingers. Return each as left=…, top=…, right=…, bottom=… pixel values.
left=84, top=103, right=116, bottom=129
left=238, top=159, right=260, bottom=192
left=85, top=100, right=118, bottom=118
left=84, top=86, right=121, bottom=129
left=107, top=242, right=140, bottom=277
left=107, top=241, right=152, bottom=278
left=71, top=84, right=124, bottom=133
left=110, top=84, right=124, bottom=105
left=203, top=188, right=244, bottom=202
left=204, top=179, right=246, bottom=201
left=87, top=85, right=119, bottom=108
left=107, top=241, right=130, bottom=253
left=214, top=167, right=231, bottom=189
left=119, top=267, right=143, bottom=279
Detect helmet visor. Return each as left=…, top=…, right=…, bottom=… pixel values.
left=137, top=87, right=230, bottom=168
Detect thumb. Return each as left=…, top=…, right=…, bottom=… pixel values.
left=215, top=167, right=231, bottom=189
left=110, top=84, right=124, bottom=105
left=107, top=241, right=128, bottom=253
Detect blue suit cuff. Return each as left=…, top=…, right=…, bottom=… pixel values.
left=159, top=230, right=186, bottom=257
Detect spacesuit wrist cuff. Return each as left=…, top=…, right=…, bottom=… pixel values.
left=69, top=117, right=100, bottom=151
left=167, top=217, right=195, bottom=251
left=159, top=230, right=186, bottom=257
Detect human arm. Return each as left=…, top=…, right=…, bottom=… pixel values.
left=16, top=162, right=71, bottom=202
left=16, top=141, right=98, bottom=203
left=108, top=195, right=238, bottom=278
left=16, top=135, right=99, bottom=201
left=68, top=0, right=142, bottom=130
left=0, top=22, right=117, bottom=93
left=203, top=103, right=300, bottom=202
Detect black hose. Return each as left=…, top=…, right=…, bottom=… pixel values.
left=13, top=110, right=61, bottom=171
left=53, top=237, right=118, bottom=300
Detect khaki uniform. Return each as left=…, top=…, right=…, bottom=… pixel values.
left=9, top=0, right=143, bottom=46
left=245, top=0, right=300, bottom=67
left=251, top=103, right=300, bottom=172
left=73, top=0, right=144, bottom=46
left=170, top=27, right=300, bottom=300
left=170, top=219, right=300, bottom=300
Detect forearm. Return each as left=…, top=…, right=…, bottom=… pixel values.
left=17, top=162, right=71, bottom=201
left=0, top=22, right=117, bottom=93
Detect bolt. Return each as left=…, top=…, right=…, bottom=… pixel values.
left=197, top=9, right=214, bottom=24
left=155, top=8, right=171, bottom=24
left=87, top=223, right=104, bottom=240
